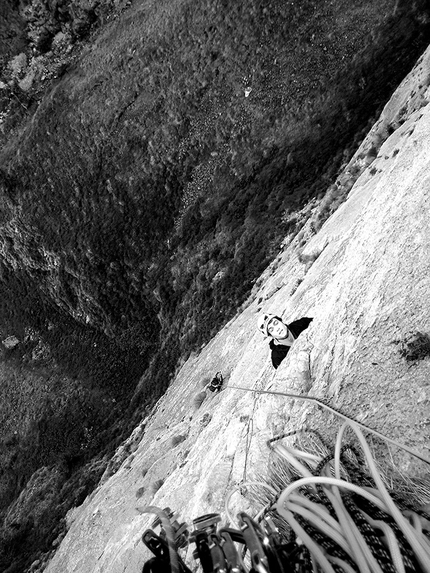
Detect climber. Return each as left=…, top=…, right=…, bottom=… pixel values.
left=191, top=372, right=224, bottom=416
left=258, top=313, right=313, bottom=369
left=206, top=371, right=224, bottom=393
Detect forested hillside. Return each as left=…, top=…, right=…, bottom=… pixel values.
left=1, top=0, right=430, bottom=570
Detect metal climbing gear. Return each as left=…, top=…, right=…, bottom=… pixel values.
left=141, top=507, right=191, bottom=573
left=140, top=508, right=303, bottom=573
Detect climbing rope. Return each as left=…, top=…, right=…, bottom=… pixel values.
left=228, top=386, right=430, bottom=466
left=242, top=394, right=257, bottom=484
left=242, top=415, right=254, bottom=483
left=273, top=422, right=430, bottom=573
left=241, top=367, right=276, bottom=483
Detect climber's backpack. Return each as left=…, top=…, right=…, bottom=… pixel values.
left=207, top=372, right=223, bottom=393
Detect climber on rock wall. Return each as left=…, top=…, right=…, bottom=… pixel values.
left=257, top=313, right=313, bottom=369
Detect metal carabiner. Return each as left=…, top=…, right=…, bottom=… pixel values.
left=238, top=513, right=270, bottom=573
left=219, top=530, right=246, bottom=573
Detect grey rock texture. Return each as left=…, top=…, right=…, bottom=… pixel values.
left=44, top=47, right=430, bottom=573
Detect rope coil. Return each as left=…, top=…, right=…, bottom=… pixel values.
left=272, top=422, right=430, bottom=572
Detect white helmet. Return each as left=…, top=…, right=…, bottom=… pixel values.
left=257, top=313, right=278, bottom=336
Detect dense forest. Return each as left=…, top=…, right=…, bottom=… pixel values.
left=1, top=0, right=430, bottom=570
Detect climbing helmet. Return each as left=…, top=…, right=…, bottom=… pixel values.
left=257, top=313, right=280, bottom=336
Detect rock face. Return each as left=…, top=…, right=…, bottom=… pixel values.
left=44, top=49, right=430, bottom=573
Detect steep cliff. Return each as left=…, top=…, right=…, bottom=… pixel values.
left=42, top=46, right=430, bottom=573
left=4, top=5, right=430, bottom=572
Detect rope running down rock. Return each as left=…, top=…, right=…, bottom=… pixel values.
left=228, top=386, right=430, bottom=466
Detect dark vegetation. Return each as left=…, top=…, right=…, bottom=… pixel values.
left=0, top=1, right=28, bottom=61
left=396, top=332, right=430, bottom=362
left=1, top=0, right=430, bottom=570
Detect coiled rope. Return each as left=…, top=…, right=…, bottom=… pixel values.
left=274, top=422, right=430, bottom=573
left=224, top=385, right=430, bottom=571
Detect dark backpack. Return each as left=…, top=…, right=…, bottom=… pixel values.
left=207, top=371, right=223, bottom=392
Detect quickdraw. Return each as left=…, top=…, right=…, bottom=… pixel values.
left=139, top=508, right=302, bottom=573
